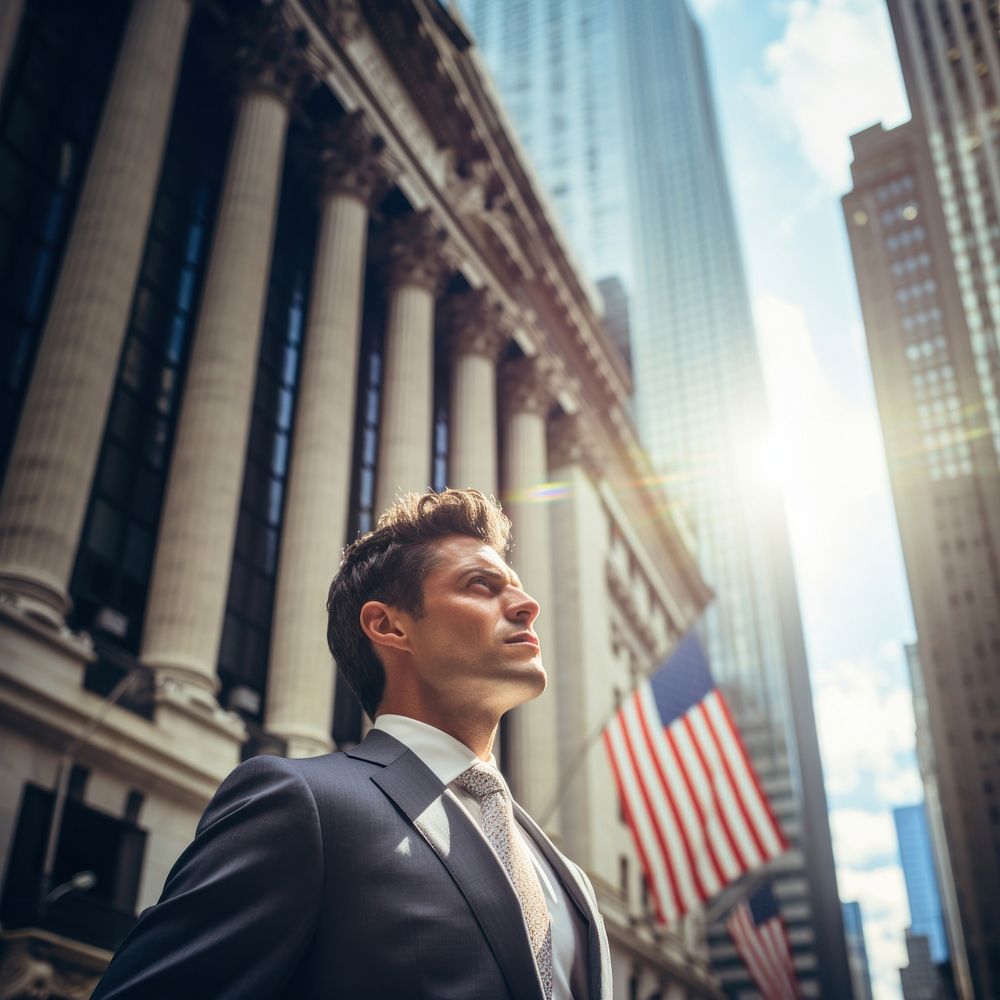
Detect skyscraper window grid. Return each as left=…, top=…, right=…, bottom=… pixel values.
left=464, top=0, right=633, bottom=292
left=892, top=0, right=1000, bottom=460
left=844, top=105, right=1000, bottom=997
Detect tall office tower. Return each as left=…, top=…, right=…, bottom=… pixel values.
left=900, top=929, right=952, bottom=1000
left=460, top=0, right=634, bottom=326
left=616, top=2, right=851, bottom=997
left=906, top=641, right=973, bottom=997
left=464, top=1, right=852, bottom=996
left=843, top=109, right=1000, bottom=998
left=895, top=803, right=949, bottom=965
left=881, top=8, right=1000, bottom=992
left=842, top=901, right=876, bottom=1000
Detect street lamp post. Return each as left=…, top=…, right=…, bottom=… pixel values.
left=39, top=668, right=146, bottom=905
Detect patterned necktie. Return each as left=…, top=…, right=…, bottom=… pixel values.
left=456, top=761, right=553, bottom=999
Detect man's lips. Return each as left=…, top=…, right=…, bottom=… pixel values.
left=504, top=632, right=539, bottom=647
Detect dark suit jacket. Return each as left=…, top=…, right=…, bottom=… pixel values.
left=92, top=729, right=612, bottom=999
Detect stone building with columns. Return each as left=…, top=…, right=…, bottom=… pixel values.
left=0, top=1, right=719, bottom=996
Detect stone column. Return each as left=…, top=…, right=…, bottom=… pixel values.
left=547, top=411, right=608, bottom=866
left=372, top=211, right=452, bottom=515
left=140, top=16, right=317, bottom=702
left=501, top=355, right=561, bottom=833
left=0, top=0, right=192, bottom=626
left=265, top=114, right=392, bottom=758
left=442, top=289, right=512, bottom=496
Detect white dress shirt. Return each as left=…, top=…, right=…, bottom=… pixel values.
left=373, top=714, right=577, bottom=1000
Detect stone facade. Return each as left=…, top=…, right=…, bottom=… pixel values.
left=0, top=1, right=716, bottom=996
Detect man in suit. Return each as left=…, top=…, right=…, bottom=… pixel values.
left=92, top=488, right=612, bottom=999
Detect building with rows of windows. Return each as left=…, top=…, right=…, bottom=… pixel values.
left=843, top=116, right=994, bottom=1000
left=0, top=0, right=729, bottom=996
left=844, top=1, right=1000, bottom=995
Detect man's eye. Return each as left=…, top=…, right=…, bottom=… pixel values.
left=470, top=576, right=492, bottom=589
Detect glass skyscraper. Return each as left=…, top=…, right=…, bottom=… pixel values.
left=841, top=4, right=1000, bottom=993
left=895, top=803, right=949, bottom=964
left=461, top=0, right=632, bottom=293
left=843, top=901, right=876, bottom=1000
left=463, top=1, right=851, bottom=996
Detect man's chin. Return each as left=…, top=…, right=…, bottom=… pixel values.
left=507, top=660, right=547, bottom=701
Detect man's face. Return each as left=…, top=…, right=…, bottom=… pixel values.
left=395, top=534, right=546, bottom=716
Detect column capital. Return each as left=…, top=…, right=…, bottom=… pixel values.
left=547, top=411, right=606, bottom=481
left=444, top=154, right=495, bottom=218
left=500, top=355, right=558, bottom=417
left=225, top=2, right=324, bottom=106
left=442, top=287, right=515, bottom=362
left=373, top=210, right=455, bottom=294
left=313, top=0, right=365, bottom=44
left=309, top=111, right=395, bottom=206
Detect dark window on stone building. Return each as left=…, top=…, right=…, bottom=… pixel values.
left=0, top=782, right=145, bottom=952
left=332, top=262, right=388, bottom=746
left=68, top=20, right=231, bottom=661
left=432, top=321, right=450, bottom=492
left=218, top=145, right=316, bottom=723
left=0, top=0, right=130, bottom=479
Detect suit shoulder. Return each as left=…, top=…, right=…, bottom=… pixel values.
left=199, top=752, right=322, bottom=834
left=244, top=747, right=381, bottom=797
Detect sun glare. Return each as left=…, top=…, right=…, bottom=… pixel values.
left=756, top=431, right=792, bottom=492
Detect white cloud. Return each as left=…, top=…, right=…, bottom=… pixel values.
left=840, top=864, right=911, bottom=1000
left=830, top=807, right=898, bottom=867
left=688, top=0, right=727, bottom=17
left=813, top=651, right=919, bottom=800
left=875, top=767, right=924, bottom=806
left=757, top=0, right=910, bottom=192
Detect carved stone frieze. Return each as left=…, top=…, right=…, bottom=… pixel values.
left=547, top=411, right=607, bottom=481
left=361, top=0, right=487, bottom=162
left=445, top=155, right=493, bottom=218
left=499, top=355, right=558, bottom=418
left=0, top=932, right=105, bottom=1000
left=312, top=0, right=365, bottom=44
left=308, top=111, right=395, bottom=206
left=372, top=210, right=455, bottom=294
left=479, top=199, right=535, bottom=279
left=605, top=560, right=658, bottom=657
left=225, top=1, right=325, bottom=106
left=441, top=288, right=515, bottom=362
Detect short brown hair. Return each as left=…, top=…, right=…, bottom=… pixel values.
left=326, top=489, right=512, bottom=720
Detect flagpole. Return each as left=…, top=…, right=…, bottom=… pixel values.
left=537, top=626, right=708, bottom=827
left=536, top=704, right=618, bottom=828
left=535, top=631, right=695, bottom=828
left=702, top=866, right=772, bottom=925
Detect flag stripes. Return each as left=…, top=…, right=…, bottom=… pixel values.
left=725, top=882, right=800, bottom=999
left=603, top=636, right=787, bottom=924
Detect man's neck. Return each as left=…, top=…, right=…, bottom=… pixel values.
left=375, top=706, right=498, bottom=760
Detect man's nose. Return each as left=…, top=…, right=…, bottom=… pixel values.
left=507, top=587, right=540, bottom=624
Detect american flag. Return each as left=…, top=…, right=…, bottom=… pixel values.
left=726, top=880, right=800, bottom=999
left=603, top=632, right=787, bottom=923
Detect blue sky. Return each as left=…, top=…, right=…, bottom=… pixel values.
left=689, top=1, right=920, bottom=997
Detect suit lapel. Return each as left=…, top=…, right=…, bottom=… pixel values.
left=347, top=731, right=545, bottom=1000
left=514, top=804, right=611, bottom=1000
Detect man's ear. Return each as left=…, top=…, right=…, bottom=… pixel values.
left=359, top=600, right=410, bottom=656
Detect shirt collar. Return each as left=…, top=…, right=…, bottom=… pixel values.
left=373, top=714, right=497, bottom=787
